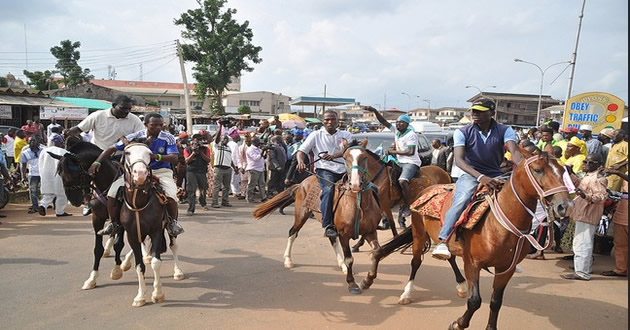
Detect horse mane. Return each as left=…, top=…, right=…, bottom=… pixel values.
left=68, top=142, right=104, bottom=160
left=347, top=139, right=385, bottom=163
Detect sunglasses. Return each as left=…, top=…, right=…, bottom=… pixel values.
left=583, top=160, right=600, bottom=165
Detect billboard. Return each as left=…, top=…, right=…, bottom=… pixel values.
left=40, top=106, right=89, bottom=120
left=562, top=92, right=625, bottom=134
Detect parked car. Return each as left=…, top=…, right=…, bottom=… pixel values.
left=351, top=131, right=433, bottom=166
left=191, top=124, right=219, bottom=137
left=0, top=125, right=19, bottom=135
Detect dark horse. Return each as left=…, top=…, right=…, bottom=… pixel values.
left=121, top=142, right=183, bottom=306
left=371, top=148, right=571, bottom=329
left=51, top=141, right=130, bottom=289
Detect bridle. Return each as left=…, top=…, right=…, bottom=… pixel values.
left=488, top=154, right=569, bottom=275
left=122, top=143, right=155, bottom=243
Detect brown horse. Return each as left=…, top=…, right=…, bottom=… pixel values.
left=253, top=142, right=451, bottom=272
left=373, top=148, right=572, bottom=329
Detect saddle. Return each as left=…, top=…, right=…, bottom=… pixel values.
left=149, top=176, right=170, bottom=206
left=410, top=183, right=492, bottom=231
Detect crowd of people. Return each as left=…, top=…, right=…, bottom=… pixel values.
left=0, top=97, right=627, bottom=281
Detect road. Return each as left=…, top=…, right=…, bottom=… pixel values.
left=0, top=200, right=627, bottom=329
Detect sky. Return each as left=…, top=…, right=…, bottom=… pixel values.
left=1, top=0, right=627, bottom=112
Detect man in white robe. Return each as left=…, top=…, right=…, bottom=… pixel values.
left=38, top=135, right=71, bottom=217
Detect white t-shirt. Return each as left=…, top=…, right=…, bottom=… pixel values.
left=77, top=108, right=144, bottom=149
left=298, top=127, right=352, bottom=174
left=5, top=135, right=15, bottom=157
left=395, top=129, right=422, bottom=165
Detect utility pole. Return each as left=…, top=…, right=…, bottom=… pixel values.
left=565, top=0, right=586, bottom=104
left=176, top=39, right=193, bottom=135
left=139, top=64, right=143, bottom=81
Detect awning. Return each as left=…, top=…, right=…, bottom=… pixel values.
left=0, top=94, right=77, bottom=107
left=290, top=96, right=355, bottom=107
left=52, top=97, right=111, bottom=110
left=304, top=117, right=321, bottom=123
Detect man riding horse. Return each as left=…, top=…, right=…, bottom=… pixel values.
left=296, top=110, right=352, bottom=238
left=90, top=113, right=184, bottom=237
left=432, top=98, right=524, bottom=259
left=367, top=107, right=421, bottom=217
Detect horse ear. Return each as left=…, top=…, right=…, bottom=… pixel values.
left=48, top=151, right=63, bottom=160
left=518, top=145, right=533, bottom=159
left=360, top=138, right=368, bottom=147
left=121, top=136, right=130, bottom=146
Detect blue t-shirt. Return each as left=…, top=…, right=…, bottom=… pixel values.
left=114, top=130, right=178, bottom=170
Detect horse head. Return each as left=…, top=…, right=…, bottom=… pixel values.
left=345, top=138, right=369, bottom=193
left=514, top=146, right=572, bottom=219
left=124, top=143, right=152, bottom=186
left=54, top=151, right=92, bottom=206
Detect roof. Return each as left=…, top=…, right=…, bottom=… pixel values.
left=52, top=97, right=111, bottom=110
left=467, top=92, right=560, bottom=103
left=0, top=94, right=77, bottom=107
left=290, top=96, right=355, bottom=107
left=91, top=79, right=196, bottom=91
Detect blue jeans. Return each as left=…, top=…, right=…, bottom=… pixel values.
left=316, top=169, right=344, bottom=228
left=28, top=175, right=41, bottom=209
left=438, top=173, right=479, bottom=241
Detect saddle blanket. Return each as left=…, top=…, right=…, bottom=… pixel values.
left=410, top=184, right=491, bottom=230
left=303, top=181, right=322, bottom=213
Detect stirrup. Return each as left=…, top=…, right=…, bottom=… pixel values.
left=167, top=219, right=185, bottom=237
left=97, top=222, right=121, bottom=236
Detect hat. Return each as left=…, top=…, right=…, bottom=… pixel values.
left=293, top=129, right=304, bottom=136
left=600, top=128, right=615, bottom=138
left=397, top=115, right=411, bottom=124
left=579, top=124, right=593, bottom=131
left=561, top=127, right=578, bottom=133
left=228, top=127, right=239, bottom=139
left=178, top=132, right=189, bottom=139
left=468, top=99, right=495, bottom=112
left=50, top=134, right=65, bottom=144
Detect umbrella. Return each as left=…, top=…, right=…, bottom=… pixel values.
left=268, top=113, right=306, bottom=124
left=282, top=120, right=306, bottom=129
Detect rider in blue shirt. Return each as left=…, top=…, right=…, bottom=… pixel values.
left=89, top=113, right=184, bottom=237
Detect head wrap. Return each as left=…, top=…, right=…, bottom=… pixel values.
left=397, top=115, right=411, bottom=124
left=600, top=128, right=615, bottom=138
left=50, top=134, right=65, bottom=144
left=568, top=136, right=587, bottom=156
left=228, top=127, right=239, bottom=139
left=178, top=132, right=189, bottom=139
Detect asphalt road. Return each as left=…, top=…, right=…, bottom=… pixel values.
left=0, top=200, right=627, bottom=329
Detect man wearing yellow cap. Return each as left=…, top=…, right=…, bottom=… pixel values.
left=605, top=129, right=628, bottom=191
left=430, top=99, right=523, bottom=259
left=368, top=107, right=421, bottom=216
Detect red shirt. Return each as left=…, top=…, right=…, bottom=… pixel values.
left=21, top=124, right=38, bottom=139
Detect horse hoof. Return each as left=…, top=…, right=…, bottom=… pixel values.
left=456, top=282, right=468, bottom=298
left=351, top=247, right=359, bottom=253
left=284, top=262, right=295, bottom=269
left=121, top=261, right=132, bottom=272
left=110, top=266, right=123, bottom=280
left=359, top=280, right=370, bottom=290
left=81, top=280, right=96, bottom=290
left=143, top=256, right=152, bottom=265
left=152, top=294, right=165, bottom=304
left=132, top=298, right=146, bottom=307
left=173, top=270, right=185, bottom=281
left=348, top=286, right=362, bottom=295
left=398, top=297, right=412, bottom=305
left=448, top=321, right=462, bottom=330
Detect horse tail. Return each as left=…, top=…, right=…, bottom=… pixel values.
left=252, top=185, right=299, bottom=219
left=374, top=227, right=413, bottom=261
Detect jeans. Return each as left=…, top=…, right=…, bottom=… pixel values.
left=28, top=175, right=41, bottom=209
left=438, top=173, right=479, bottom=241
left=316, top=169, right=344, bottom=229
left=573, top=221, right=596, bottom=280
left=186, top=171, right=208, bottom=213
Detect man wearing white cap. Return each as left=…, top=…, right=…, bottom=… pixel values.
left=579, top=124, right=602, bottom=157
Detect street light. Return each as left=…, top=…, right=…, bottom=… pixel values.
left=465, top=85, right=496, bottom=97
left=422, top=99, right=431, bottom=111
left=514, top=58, right=570, bottom=125
left=401, top=92, right=411, bottom=112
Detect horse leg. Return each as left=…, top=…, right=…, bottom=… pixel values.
left=169, top=235, right=185, bottom=280
left=110, top=230, right=125, bottom=280
left=121, top=250, right=134, bottom=272
left=485, top=270, right=515, bottom=330
left=103, top=236, right=114, bottom=258
left=82, top=233, right=104, bottom=290
left=450, top=261, right=482, bottom=330
left=150, top=231, right=165, bottom=304
left=386, top=209, right=398, bottom=237
left=283, top=196, right=310, bottom=269
left=330, top=237, right=348, bottom=274
left=142, top=238, right=152, bottom=265
left=339, top=236, right=361, bottom=295
left=448, top=256, right=467, bottom=298
left=351, top=236, right=365, bottom=253
left=131, top=241, right=147, bottom=307
left=359, top=231, right=381, bottom=290
left=399, top=215, right=427, bottom=304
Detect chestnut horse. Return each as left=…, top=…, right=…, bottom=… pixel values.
left=372, top=148, right=571, bottom=329
left=253, top=141, right=452, bottom=273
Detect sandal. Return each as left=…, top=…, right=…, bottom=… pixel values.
left=601, top=270, right=626, bottom=277
left=561, top=273, right=589, bottom=281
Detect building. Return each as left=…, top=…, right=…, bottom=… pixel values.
left=435, top=106, right=468, bottom=124
left=467, top=92, right=562, bottom=126
left=408, top=108, right=439, bottom=122
left=223, top=91, right=291, bottom=115
left=0, top=87, right=88, bottom=128
left=362, top=107, right=406, bottom=121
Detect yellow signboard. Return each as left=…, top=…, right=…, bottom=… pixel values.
left=563, top=92, right=625, bottom=134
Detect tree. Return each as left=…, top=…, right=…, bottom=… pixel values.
left=174, top=0, right=262, bottom=114
left=50, top=40, right=94, bottom=87
left=0, top=76, right=7, bottom=88
left=237, top=105, right=251, bottom=114
left=22, top=70, right=59, bottom=90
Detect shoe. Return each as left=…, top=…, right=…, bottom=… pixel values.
left=166, top=219, right=185, bottom=237
left=554, top=246, right=564, bottom=254
left=601, top=270, right=626, bottom=277
left=247, top=199, right=257, bottom=203
left=279, top=208, right=286, bottom=215
left=526, top=251, right=545, bottom=260
left=260, top=198, right=268, bottom=202
left=401, top=206, right=411, bottom=217
left=97, top=222, right=121, bottom=236
left=431, top=242, right=451, bottom=260
left=56, top=213, right=72, bottom=217
left=514, top=266, right=523, bottom=273
left=569, top=266, right=592, bottom=274
left=562, top=255, right=574, bottom=260
left=324, top=225, right=338, bottom=238
left=180, top=200, right=188, bottom=204
left=82, top=205, right=92, bottom=216
left=376, top=225, right=389, bottom=231
left=211, top=203, right=220, bottom=208
left=398, top=221, right=407, bottom=229
left=237, top=195, right=246, bottom=200
left=202, top=206, right=210, bottom=211
left=38, top=205, right=46, bottom=216
left=186, top=211, right=193, bottom=216
left=221, top=202, right=232, bottom=207
left=27, top=209, right=38, bottom=214
left=561, top=273, right=589, bottom=281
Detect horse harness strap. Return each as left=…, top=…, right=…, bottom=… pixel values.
left=124, top=187, right=156, bottom=243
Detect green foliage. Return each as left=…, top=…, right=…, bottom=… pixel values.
left=174, top=0, right=262, bottom=114
left=145, top=99, right=159, bottom=107
left=50, top=40, right=94, bottom=87
left=22, top=70, right=59, bottom=90
left=0, top=76, right=7, bottom=87
left=237, top=105, right=251, bottom=114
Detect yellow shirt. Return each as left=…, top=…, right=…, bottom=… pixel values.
left=13, top=136, right=27, bottom=163
left=564, top=154, right=586, bottom=174
left=605, top=141, right=628, bottom=168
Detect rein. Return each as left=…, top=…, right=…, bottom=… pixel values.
left=486, top=155, right=568, bottom=276
left=122, top=143, right=156, bottom=243
left=345, top=146, right=383, bottom=239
